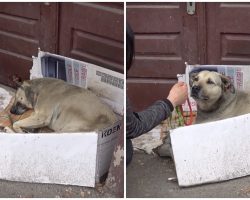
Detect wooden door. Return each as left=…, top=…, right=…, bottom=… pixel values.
left=0, top=3, right=58, bottom=87
left=58, top=3, right=124, bottom=73
left=0, top=2, right=124, bottom=87
left=206, top=3, right=250, bottom=65
left=127, top=2, right=250, bottom=111
left=127, top=2, right=201, bottom=111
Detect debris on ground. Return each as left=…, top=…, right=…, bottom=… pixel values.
left=132, top=109, right=197, bottom=155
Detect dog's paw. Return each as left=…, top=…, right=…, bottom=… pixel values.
left=3, top=127, right=15, bottom=133
left=12, top=123, right=24, bottom=133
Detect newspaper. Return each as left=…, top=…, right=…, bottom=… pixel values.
left=31, top=50, right=124, bottom=116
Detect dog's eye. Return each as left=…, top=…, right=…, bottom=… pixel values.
left=20, top=97, right=23, bottom=100
left=194, top=77, right=198, bottom=82
left=207, top=79, right=215, bottom=84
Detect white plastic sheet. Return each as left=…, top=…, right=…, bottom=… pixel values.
left=171, top=113, right=250, bottom=186
left=0, top=133, right=97, bottom=187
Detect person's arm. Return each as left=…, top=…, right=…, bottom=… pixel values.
left=126, top=97, right=173, bottom=139
left=126, top=82, right=188, bottom=139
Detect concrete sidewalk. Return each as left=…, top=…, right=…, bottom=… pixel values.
left=0, top=180, right=113, bottom=198
left=127, top=151, right=250, bottom=198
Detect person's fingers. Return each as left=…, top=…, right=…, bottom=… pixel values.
left=182, top=84, right=187, bottom=89
left=177, top=81, right=184, bottom=86
left=180, top=83, right=187, bottom=90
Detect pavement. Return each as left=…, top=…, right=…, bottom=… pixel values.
left=0, top=180, right=114, bottom=198
left=127, top=151, right=250, bottom=198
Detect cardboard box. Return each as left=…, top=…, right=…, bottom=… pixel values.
left=0, top=50, right=124, bottom=188
left=172, top=64, right=250, bottom=186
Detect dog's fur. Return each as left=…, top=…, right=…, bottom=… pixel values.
left=9, top=78, right=117, bottom=133
left=190, top=70, right=250, bottom=123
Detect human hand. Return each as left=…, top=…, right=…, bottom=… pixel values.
left=167, top=82, right=188, bottom=107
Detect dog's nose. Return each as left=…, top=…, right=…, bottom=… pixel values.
left=191, top=85, right=201, bottom=94
left=10, top=106, right=17, bottom=114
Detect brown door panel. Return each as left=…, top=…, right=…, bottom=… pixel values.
left=0, top=13, right=38, bottom=38
left=127, top=80, right=175, bottom=112
left=0, top=3, right=40, bottom=20
left=0, top=31, right=38, bottom=58
left=128, top=57, right=185, bottom=79
left=127, top=2, right=199, bottom=110
left=127, top=3, right=187, bottom=79
left=207, top=3, right=250, bottom=64
left=0, top=53, right=31, bottom=86
left=0, top=3, right=58, bottom=87
left=59, top=3, right=124, bottom=73
left=127, top=3, right=182, bottom=33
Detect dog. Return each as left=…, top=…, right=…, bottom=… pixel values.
left=155, top=70, right=250, bottom=157
left=7, top=78, right=117, bottom=133
left=190, top=70, right=250, bottom=123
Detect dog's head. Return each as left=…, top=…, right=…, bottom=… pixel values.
left=189, top=70, right=234, bottom=111
left=10, top=80, right=36, bottom=115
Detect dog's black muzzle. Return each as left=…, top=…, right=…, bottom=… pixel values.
left=10, top=102, right=28, bottom=115
left=191, top=85, right=201, bottom=98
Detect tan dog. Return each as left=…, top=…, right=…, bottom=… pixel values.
left=156, top=70, right=250, bottom=157
left=190, top=70, right=250, bottom=123
left=7, top=78, right=117, bottom=133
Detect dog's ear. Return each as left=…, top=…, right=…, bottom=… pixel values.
left=12, top=75, right=23, bottom=88
left=22, top=80, right=31, bottom=87
left=220, top=74, right=231, bottom=88
left=24, top=87, right=37, bottom=107
left=17, top=80, right=31, bottom=91
left=220, top=74, right=235, bottom=93
left=189, top=72, right=199, bottom=86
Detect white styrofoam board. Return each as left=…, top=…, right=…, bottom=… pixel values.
left=170, top=113, right=250, bottom=187
left=0, top=133, right=97, bottom=187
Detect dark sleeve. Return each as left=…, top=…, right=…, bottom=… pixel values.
left=126, top=96, right=174, bottom=139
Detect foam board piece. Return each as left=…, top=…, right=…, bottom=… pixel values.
left=0, top=133, right=97, bottom=187
left=170, top=113, right=250, bottom=187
